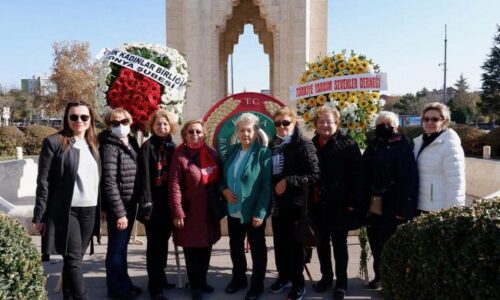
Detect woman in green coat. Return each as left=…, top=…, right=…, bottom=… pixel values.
left=220, top=112, right=272, bottom=300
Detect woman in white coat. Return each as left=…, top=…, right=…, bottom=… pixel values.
left=413, top=102, right=466, bottom=213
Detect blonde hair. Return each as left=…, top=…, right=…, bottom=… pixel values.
left=313, top=105, right=341, bottom=126
left=422, top=102, right=451, bottom=128
left=148, top=109, right=177, bottom=135
left=104, top=108, right=133, bottom=130
left=180, top=119, right=205, bottom=143
left=272, top=106, right=297, bottom=123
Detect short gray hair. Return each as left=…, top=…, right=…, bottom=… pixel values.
left=234, top=112, right=260, bottom=132
left=376, top=111, right=400, bottom=128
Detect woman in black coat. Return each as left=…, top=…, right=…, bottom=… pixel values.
left=362, top=111, right=418, bottom=289
left=100, top=108, right=142, bottom=299
left=137, top=109, right=177, bottom=300
left=311, top=105, right=365, bottom=300
left=33, top=101, right=100, bottom=300
left=269, top=107, right=320, bottom=300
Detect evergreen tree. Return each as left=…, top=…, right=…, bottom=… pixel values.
left=480, top=25, right=500, bottom=117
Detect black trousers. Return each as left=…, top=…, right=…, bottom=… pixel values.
left=145, top=221, right=172, bottom=296
left=183, top=246, right=212, bottom=292
left=62, top=206, right=96, bottom=300
left=272, top=212, right=304, bottom=289
left=316, top=228, right=349, bottom=290
left=366, top=224, right=397, bottom=280
left=227, top=216, right=267, bottom=289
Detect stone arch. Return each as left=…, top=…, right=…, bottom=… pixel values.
left=217, top=0, right=276, bottom=96
left=166, top=0, right=327, bottom=121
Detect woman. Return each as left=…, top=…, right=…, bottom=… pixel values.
left=221, top=113, right=272, bottom=300
left=137, top=109, right=177, bottom=300
left=100, top=108, right=142, bottom=299
left=169, top=119, right=221, bottom=300
left=311, top=105, right=364, bottom=300
left=414, top=102, right=465, bottom=212
left=362, top=111, right=418, bottom=289
left=33, top=101, right=100, bottom=300
left=269, top=107, right=320, bottom=300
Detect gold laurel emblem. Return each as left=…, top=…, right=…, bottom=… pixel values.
left=204, top=98, right=240, bottom=147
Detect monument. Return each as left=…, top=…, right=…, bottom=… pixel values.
left=166, top=0, right=327, bottom=120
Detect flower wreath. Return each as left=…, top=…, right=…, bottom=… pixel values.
left=296, top=50, right=385, bottom=146
left=96, top=42, right=188, bottom=131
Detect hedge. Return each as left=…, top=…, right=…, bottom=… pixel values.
left=0, top=214, right=47, bottom=299
left=23, top=125, right=58, bottom=155
left=380, top=199, right=500, bottom=299
left=0, top=126, right=25, bottom=157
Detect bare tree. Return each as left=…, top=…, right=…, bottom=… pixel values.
left=49, top=41, right=97, bottom=114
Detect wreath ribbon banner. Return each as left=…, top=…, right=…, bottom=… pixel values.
left=289, top=72, right=388, bottom=101
left=102, top=49, right=187, bottom=91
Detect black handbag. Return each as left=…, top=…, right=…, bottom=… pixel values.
left=294, top=179, right=320, bottom=247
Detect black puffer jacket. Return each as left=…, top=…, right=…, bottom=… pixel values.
left=312, top=131, right=365, bottom=231
left=99, top=131, right=140, bottom=218
left=137, top=134, right=176, bottom=225
left=270, top=126, right=320, bottom=211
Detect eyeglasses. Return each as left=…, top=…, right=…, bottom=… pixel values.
left=188, top=129, right=203, bottom=135
left=110, top=119, right=130, bottom=127
left=423, top=117, right=443, bottom=123
left=274, top=120, right=292, bottom=127
left=69, top=114, right=90, bottom=122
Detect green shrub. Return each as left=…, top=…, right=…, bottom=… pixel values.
left=380, top=199, right=500, bottom=300
left=23, top=125, right=58, bottom=155
left=453, top=125, right=487, bottom=156
left=0, top=214, right=47, bottom=299
left=0, top=126, right=25, bottom=157
left=480, top=127, right=500, bottom=158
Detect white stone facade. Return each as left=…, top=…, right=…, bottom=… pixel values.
left=166, top=0, right=327, bottom=120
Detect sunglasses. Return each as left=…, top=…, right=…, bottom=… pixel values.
left=110, top=119, right=130, bottom=127
left=274, top=120, right=292, bottom=127
left=423, top=117, right=443, bottom=123
left=69, top=114, right=90, bottom=122
left=188, top=129, right=203, bottom=135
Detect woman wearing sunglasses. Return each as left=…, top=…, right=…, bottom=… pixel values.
left=136, top=109, right=177, bottom=300
left=168, top=120, right=221, bottom=300
left=33, top=101, right=100, bottom=299
left=268, top=107, right=319, bottom=300
left=99, top=108, right=142, bottom=299
left=414, top=102, right=465, bottom=213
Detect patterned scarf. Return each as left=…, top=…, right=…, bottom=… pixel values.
left=186, top=142, right=220, bottom=185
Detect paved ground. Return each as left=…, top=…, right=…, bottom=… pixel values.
left=34, top=235, right=383, bottom=300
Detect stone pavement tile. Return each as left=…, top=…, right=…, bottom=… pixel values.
left=33, top=235, right=383, bottom=299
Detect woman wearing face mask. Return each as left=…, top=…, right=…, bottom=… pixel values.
left=362, top=111, right=418, bottom=289
left=310, top=106, right=364, bottom=300
left=137, top=109, right=177, bottom=300
left=414, top=102, right=465, bottom=213
left=99, top=108, right=142, bottom=299
left=269, top=107, right=319, bottom=300
left=221, top=113, right=272, bottom=300
left=33, top=101, right=100, bottom=300
left=168, top=120, right=221, bottom=300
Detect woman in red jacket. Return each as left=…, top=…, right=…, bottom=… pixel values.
left=168, top=119, right=221, bottom=300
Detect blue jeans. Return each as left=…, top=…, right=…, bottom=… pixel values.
left=105, top=204, right=137, bottom=296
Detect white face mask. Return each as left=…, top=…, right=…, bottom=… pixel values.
left=111, top=124, right=131, bottom=138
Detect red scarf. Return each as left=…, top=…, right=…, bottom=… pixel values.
left=186, top=142, right=220, bottom=185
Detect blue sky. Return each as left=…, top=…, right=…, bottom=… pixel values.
left=0, top=0, right=499, bottom=96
